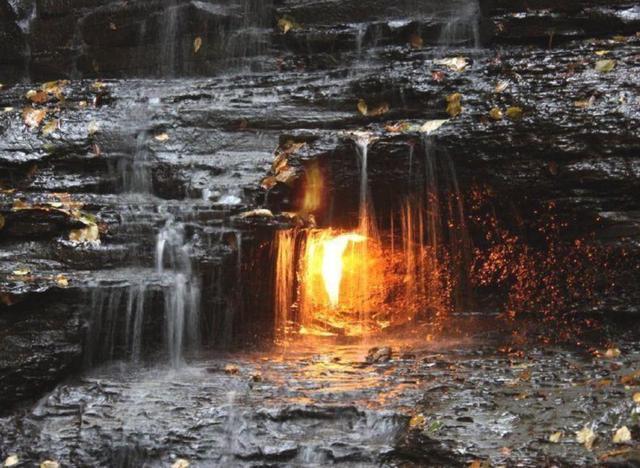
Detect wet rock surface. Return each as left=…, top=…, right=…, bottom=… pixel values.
left=0, top=0, right=638, bottom=459
left=1, top=318, right=639, bottom=467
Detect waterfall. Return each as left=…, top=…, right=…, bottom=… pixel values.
left=156, top=219, right=201, bottom=366
left=160, top=0, right=180, bottom=77
left=121, top=131, right=153, bottom=194
left=438, top=0, right=481, bottom=47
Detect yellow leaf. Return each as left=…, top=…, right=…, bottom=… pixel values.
left=595, top=59, right=616, bottom=73
left=40, top=461, right=60, bottom=468
left=12, top=269, right=31, bottom=276
left=613, top=426, right=632, bottom=444
left=154, top=132, right=169, bottom=142
left=604, top=347, right=621, bottom=358
left=420, top=119, right=448, bottom=134
left=224, top=364, right=240, bottom=374
left=55, top=274, right=69, bottom=287
left=69, top=224, right=100, bottom=244
left=576, top=426, right=596, bottom=450
left=3, top=455, right=19, bottom=467
left=446, top=93, right=462, bottom=118
left=357, top=98, right=368, bottom=116
left=238, top=209, right=274, bottom=219
left=22, top=107, right=47, bottom=129
left=595, top=50, right=609, bottom=56
left=575, top=96, right=596, bottom=109
left=489, top=107, right=503, bottom=120
left=505, top=106, right=523, bottom=120
left=26, top=89, right=48, bottom=104
left=549, top=431, right=563, bottom=443
left=409, top=413, right=425, bottom=428
left=42, top=119, right=59, bottom=136
left=4, top=107, right=14, bottom=112
left=436, top=57, right=469, bottom=72
left=193, top=36, right=202, bottom=54
left=277, top=16, right=299, bottom=34
left=633, top=392, right=640, bottom=404
left=495, top=80, right=510, bottom=93
left=171, top=459, right=190, bottom=468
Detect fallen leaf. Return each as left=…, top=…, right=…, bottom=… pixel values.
left=224, top=364, right=240, bottom=375
left=69, top=224, right=100, bottom=244
left=576, top=426, right=596, bottom=450
left=409, top=413, right=425, bottom=429
left=277, top=16, right=299, bottom=34
left=612, top=35, right=627, bottom=43
left=620, top=370, right=640, bottom=385
left=468, top=460, right=490, bottom=468
left=432, top=71, right=445, bottom=82
left=55, top=274, right=69, bottom=287
left=436, top=57, right=469, bottom=72
left=357, top=98, right=368, bottom=116
left=87, top=121, right=99, bottom=136
left=613, top=426, right=632, bottom=444
left=260, top=176, right=277, bottom=190
left=42, top=119, right=59, bottom=136
left=41, top=80, right=67, bottom=100
left=633, top=392, right=640, bottom=404
left=4, top=107, right=14, bottom=112
left=26, top=89, right=48, bottom=104
left=595, top=50, right=610, bottom=56
left=548, top=161, right=559, bottom=176
left=384, top=121, right=411, bottom=133
left=171, top=459, right=190, bottom=468
left=22, top=107, right=47, bottom=129
left=238, top=209, right=274, bottom=219
left=604, top=347, right=621, bottom=358
left=0, top=213, right=4, bottom=231
left=275, top=166, right=298, bottom=186
left=154, top=132, right=169, bottom=142
left=420, top=119, right=448, bottom=135
left=40, top=461, right=59, bottom=468
left=109, top=22, right=117, bottom=31
left=595, top=59, right=616, bottom=73
left=505, top=106, right=523, bottom=120
left=495, top=80, right=510, bottom=93
left=575, top=96, right=596, bottom=109
left=489, top=107, right=503, bottom=120
left=549, top=431, right=563, bottom=443
left=12, top=269, right=31, bottom=276
left=193, top=36, right=202, bottom=54
left=409, top=33, right=423, bottom=49
left=446, top=93, right=462, bottom=118
left=3, top=455, right=19, bottom=467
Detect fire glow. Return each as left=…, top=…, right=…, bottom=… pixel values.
left=320, top=233, right=366, bottom=307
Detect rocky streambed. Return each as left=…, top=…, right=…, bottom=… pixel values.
left=1, top=0, right=640, bottom=465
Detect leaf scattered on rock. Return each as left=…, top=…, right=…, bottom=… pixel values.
left=87, top=121, right=100, bottom=136
left=613, top=426, right=632, bottom=444
left=549, top=431, right=563, bottom=443
left=3, top=455, right=19, bottom=467
left=171, top=459, right=190, bottom=468
left=604, top=347, right=621, bottom=358
left=633, top=392, right=640, bottom=404
left=193, top=36, right=202, bottom=54
left=446, top=93, right=462, bottom=118
left=42, top=119, right=59, bottom=136
left=575, top=96, right=596, bottom=109
left=154, top=132, right=170, bottom=142
left=469, top=460, right=491, bottom=468
left=26, top=89, right=48, bottom=104
left=576, top=426, right=596, bottom=450
left=357, top=98, right=368, bottom=116
left=12, top=269, right=31, bottom=276
left=435, top=57, right=469, bottom=72
left=409, top=413, right=425, bottom=429
left=595, top=59, right=616, bottom=73
left=22, top=107, right=47, bottom=129
left=277, top=16, right=300, bottom=34
left=69, top=224, right=100, bottom=244
left=505, top=106, right=523, bottom=121
left=0, top=213, right=5, bottom=231
left=621, top=370, right=640, bottom=386
left=495, top=80, right=510, bottom=93
left=224, top=364, right=240, bottom=375
left=384, top=121, right=411, bottom=133
left=489, top=107, right=503, bottom=120
left=40, top=461, right=60, bottom=468
left=420, top=119, right=448, bottom=135
left=55, top=274, right=69, bottom=288
left=238, top=209, right=274, bottom=219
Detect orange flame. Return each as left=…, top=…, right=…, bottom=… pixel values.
left=321, top=233, right=365, bottom=307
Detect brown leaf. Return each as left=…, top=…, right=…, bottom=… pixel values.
left=224, top=364, right=240, bottom=374
left=368, top=102, right=389, bottom=116
left=409, top=33, right=423, bottom=49
left=357, top=99, right=368, bottom=116
left=621, top=370, right=640, bottom=386
left=432, top=71, right=445, bottom=82
left=446, top=93, right=462, bottom=118
left=22, top=107, right=47, bottom=129
left=26, top=89, right=48, bottom=104
left=193, top=36, right=202, bottom=54
left=489, top=107, right=503, bottom=120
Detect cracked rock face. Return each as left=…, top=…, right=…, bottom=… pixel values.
left=0, top=0, right=638, bottom=425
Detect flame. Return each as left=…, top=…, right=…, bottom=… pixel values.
left=321, top=233, right=365, bottom=307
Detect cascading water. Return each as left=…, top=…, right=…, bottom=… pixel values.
left=438, top=0, right=481, bottom=47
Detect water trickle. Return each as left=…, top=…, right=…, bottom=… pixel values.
left=156, top=218, right=201, bottom=366
left=438, top=0, right=481, bottom=48
left=159, top=0, right=180, bottom=77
